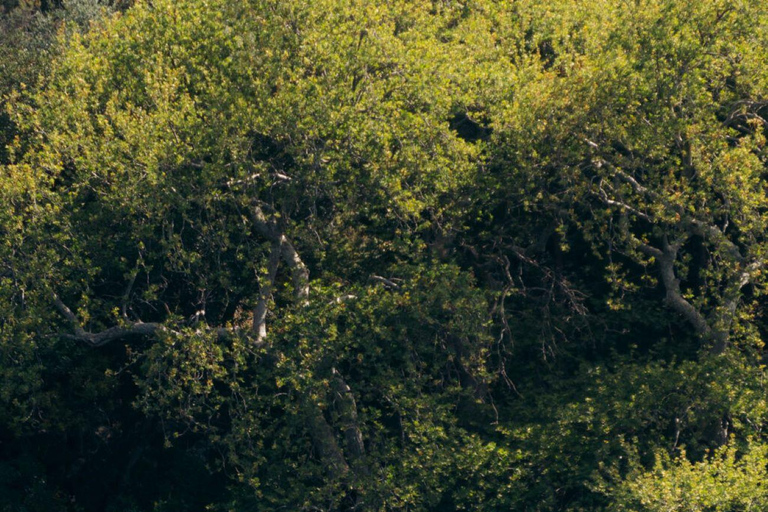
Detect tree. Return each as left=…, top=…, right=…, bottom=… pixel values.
left=483, top=0, right=768, bottom=354
left=3, top=0, right=768, bottom=510
left=1, top=0, right=517, bottom=509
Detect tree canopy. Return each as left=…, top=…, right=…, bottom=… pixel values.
left=2, top=0, right=768, bottom=510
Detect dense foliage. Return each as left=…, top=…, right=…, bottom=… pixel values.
left=2, top=0, right=768, bottom=510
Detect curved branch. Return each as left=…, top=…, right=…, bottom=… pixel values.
left=54, top=294, right=166, bottom=347
left=655, top=238, right=713, bottom=339
left=601, top=159, right=765, bottom=353
left=626, top=233, right=712, bottom=339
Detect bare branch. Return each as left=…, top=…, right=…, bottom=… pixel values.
left=54, top=293, right=168, bottom=347
left=253, top=240, right=282, bottom=343
left=273, top=172, right=292, bottom=182
left=61, top=321, right=166, bottom=347
left=248, top=202, right=311, bottom=346
left=655, top=238, right=712, bottom=339
left=370, top=275, right=400, bottom=289
left=280, top=237, right=310, bottom=301
left=597, top=158, right=766, bottom=352
left=225, top=173, right=261, bottom=188
left=683, top=218, right=746, bottom=264
left=53, top=293, right=86, bottom=337
left=329, top=294, right=358, bottom=305
left=624, top=233, right=712, bottom=339
left=598, top=160, right=648, bottom=195
left=596, top=184, right=652, bottom=221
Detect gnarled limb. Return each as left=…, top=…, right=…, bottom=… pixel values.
left=53, top=294, right=167, bottom=347
left=54, top=293, right=241, bottom=347
left=597, top=159, right=764, bottom=353
left=625, top=228, right=755, bottom=354
left=627, top=231, right=718, bottom=341
left=655, top=236, right=713, bottom=340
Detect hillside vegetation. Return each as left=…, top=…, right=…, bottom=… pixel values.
left=2, top=0, right=768, bottom=510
